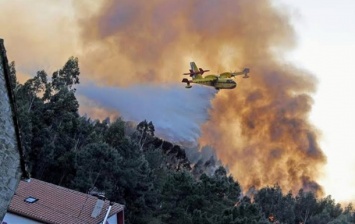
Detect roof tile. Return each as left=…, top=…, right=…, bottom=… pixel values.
left=8, top=178, right=124, bottom=224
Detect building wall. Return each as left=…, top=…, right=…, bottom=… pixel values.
left=107, top=212, right=124, bottom=224
left=107, top=214, right=118, bottom=224
left=0, top=39, right=21, bottom=221
left=118, top=211, right=124, bottom=224
left=3, top=213, right=42, bottom=224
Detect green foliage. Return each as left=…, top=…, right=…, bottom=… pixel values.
left=135, top=120, right=155, bottom=150
left=254, top=185, right=295, bottom=223
left=155, top=167, right=250, bottom=224
left=294, top=189, right=318, bottom=223
left=218, top=203, right=264, bottom=224
left=307, top=195, right=344, bottom=224
left=137, top=120, right=155, bottom=137
left=72, top=142, right=122, bottom=197
left=52, top=56, right=79, bottom=91
left=104, top=118, right=125, bottom=147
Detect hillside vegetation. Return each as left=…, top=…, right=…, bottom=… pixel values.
left=10, top=58, right=355, bottom=223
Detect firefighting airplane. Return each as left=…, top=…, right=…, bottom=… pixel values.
left=182, top=62, right=250, bottom=90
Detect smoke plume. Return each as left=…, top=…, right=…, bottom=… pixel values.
left=1, top=0, right=326, bottom=194
left=74, top=0, right=325, bottom=193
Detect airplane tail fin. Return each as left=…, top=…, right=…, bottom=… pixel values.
left=190, top=62, right=199, bottom=73
left=182, top=62, right=209, bottom=79
left=190, top=62, right=202, bottom=79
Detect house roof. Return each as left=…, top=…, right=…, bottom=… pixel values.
left=8, top=178, right=124, bottom=224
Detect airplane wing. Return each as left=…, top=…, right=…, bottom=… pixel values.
left=219, top=68, right=250, bottom=78
left=219, top=72, right=233, bottom=78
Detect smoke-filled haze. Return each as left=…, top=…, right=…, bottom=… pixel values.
left=78, top=84, right=216, bottom=144
left=1, top=0, right=326, bottom=196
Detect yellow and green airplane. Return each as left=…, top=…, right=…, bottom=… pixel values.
left=182, top=62, right=250, bottom=90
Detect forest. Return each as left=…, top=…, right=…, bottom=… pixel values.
left=9, top=57, right=355, bottom=223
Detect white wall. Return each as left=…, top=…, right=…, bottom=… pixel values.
left=2, top=212, right=42, bottom=224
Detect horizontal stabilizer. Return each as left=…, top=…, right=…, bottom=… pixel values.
left=183, top=62, right=210, bottom=77
left=199, top=68, right=210, bottom=75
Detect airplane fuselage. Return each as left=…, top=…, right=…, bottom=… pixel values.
left=192, top=77, right=236, bottom=89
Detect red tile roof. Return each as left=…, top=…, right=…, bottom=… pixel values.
left=8, top=178, right=124, bottom=224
